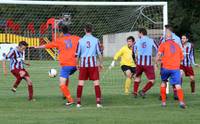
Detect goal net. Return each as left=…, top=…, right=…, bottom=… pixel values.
left=0, top=1, right=168, bottom=93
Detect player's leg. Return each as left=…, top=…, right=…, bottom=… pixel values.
left=93, top=80, right=102, bottom=108
left=59, top=67, right=74, bottom=105
left=24, top=76, right=34, bottom=101
left=20, top=70, right=34, bottom=101
left=60, top=77, right=74, bottom=105
left=77, top=80, right=84, bottom=107
left=63, top=68, right=76, bottom=99
left=189, top=75, right=195, bottom=94
left=160, top=82, right=167, bottom=107
left=11, top=70, right=23, bottom=92
left=90, top=67, right=102, bottom=107
left=133, top=65, right=142, bottom=97
left=186, top=67, right=195, bottom=93
left=76, top=67, right=88, bottom=107
left=172, top=70, right=186, bottom=108
left=160, top=68, right=170, bottom=107
left=139, top=66, right=155, bottom=97
left=124, top=69, right=132, bottom=95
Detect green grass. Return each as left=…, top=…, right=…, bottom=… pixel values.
left=0, top=58, right=200, bottom=124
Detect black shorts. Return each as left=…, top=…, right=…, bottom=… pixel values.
left=121, top=65, right=136, bottom=74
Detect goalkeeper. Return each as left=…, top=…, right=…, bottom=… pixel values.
left=109, top=36, right=136, bottom=95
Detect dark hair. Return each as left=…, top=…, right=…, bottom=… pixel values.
left=59, top=23, right=69, bottom=34
left=165, top=24, right=173, bottom=32
left=138, top=28, right=147, bottom=35
left=19, top=41, right=28, bottom=47
left=84, top=23, right=93, bottom=33
left=127, top=36, right=135, bottom=42
left=182, top=34, right=189, bottom=39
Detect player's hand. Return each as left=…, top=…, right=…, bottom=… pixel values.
left=26, top=63, right=31, bottom=67
left=3, top=69, right=8, bottom=77
left=154, top=64, right=159, bottom=71
left=194, top=64, right=200, bottom=68
left=109, top=60, right=115, bottom=69
left=76, top=65, right=80, bottom=70
left=99, top=64, right=103, bottom=72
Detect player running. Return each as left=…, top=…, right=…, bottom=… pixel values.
left=76, top=23, right=103, bottom=108
left=180, top=34, right=200, bottom=94
left=133, top=28, right=158, bottom=98
left=156, top=30, right=186, bottom=109
left=109, top=36, right=136, bottom=95
left=35, top=23, right=80, bottom=106
left=2, top=41, right=34, bottom=101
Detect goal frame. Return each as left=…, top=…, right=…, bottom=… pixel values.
left=1, top=1, right=168, bottom=31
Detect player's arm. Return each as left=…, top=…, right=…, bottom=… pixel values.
left=35, top=41, right=58, bottom=49
left=2, top=60, right=7, bottom=76
left=155, top=44, right=164, bottom=66
left=75, top=42, right=81, bottom=69
left=190, top=44, right=199, bottom=67
left=109, top=47, right=123, bottom=69
left=96, top=42, right=103, bottom=70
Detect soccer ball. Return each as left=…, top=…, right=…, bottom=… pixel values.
left=48, top=69, right=57, bottom=78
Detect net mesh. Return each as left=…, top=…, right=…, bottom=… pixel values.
left=0, top=2, right=165, bottom=93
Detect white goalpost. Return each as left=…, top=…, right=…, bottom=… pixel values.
left=0, top=0, right=169, bottom=93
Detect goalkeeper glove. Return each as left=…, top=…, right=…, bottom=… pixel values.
left=109, top=60, right=115, bottom=69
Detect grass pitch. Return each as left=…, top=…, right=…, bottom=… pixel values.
left=0, top=58, right=200, bottom=124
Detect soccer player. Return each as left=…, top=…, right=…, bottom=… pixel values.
left=160, top=24, right=182, bottom=100
left=35, top=23, right=80, bottom=106
left=76, top=23, right=103, bottom=108
left=2, top=41, right=34, bottom=101
left=180, top=34, right=200, bottom=94
left=133, top=28, right=158, bottom=98
left=157, top=30, right=186, bottom=108
left=109, top=36, right=136, bottom=95
left=160, top=24, right=182, bottom=48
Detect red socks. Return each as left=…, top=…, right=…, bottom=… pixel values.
left=142, top=81, right=153, bottom=93
left=133, top=81, right=140, bottom=94
left=13, top=78, right=22, bottom=88
left=94, top=85, right=101, bottom=104
left=190, top=81, right=195, bottom=93
left=77, top=85, right=83, bottom=104
left=28, top=85, right=33, bottom=100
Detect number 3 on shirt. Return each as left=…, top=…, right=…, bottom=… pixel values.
left=86, top=41, right=90, bottom=48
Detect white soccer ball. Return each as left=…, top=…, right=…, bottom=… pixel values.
left=48, top=69, right=57, bottom=78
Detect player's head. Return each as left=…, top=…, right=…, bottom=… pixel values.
left=165, top=30, right=172, bottom=40
left=58, top=23, right=70, bottom=34
left=127, top=36, right=135, bottom=48
left=84, top=23, right=93, bottom=33
left=165, top=24, right=173, bottom=32
left=18, top=41, right=28, bottom=51
left=181, top=34, right=189, bottom=44
left=138, top=28, right=147, bottom=38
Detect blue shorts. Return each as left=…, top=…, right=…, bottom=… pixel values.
left=160, top=68, right=181, bottom=85
left=60, top=66, right=77, bottom=78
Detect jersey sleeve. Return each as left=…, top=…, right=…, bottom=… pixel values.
left=45, top=41, right=58, bottom=49
left=75, top=41, right=81, bottom=58
left=152, top=40, right=158, bottom=53
left=96, top=40, right=102, bottom=56
left=6, top=49, right=15, bottom=59
left=114, top=47, right=124, bottom=60
left=189, top=44, right=196, bottom=65
left=158, top=43, right=164, bottom=54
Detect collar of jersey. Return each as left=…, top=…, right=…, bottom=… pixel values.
left=64, top=33, right=71, bottom=36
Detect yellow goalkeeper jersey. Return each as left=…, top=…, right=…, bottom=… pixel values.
left=114, top=45, right=136, bottom=67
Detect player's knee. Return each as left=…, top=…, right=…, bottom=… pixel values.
left=78, top=80, right=84, bottom=86
left=93, top=80, right=100, bottom=86
left=190, top=76, right=195, bottom=81
left=19, top=71, right=26, bottom=77
left=149, top=79, right=155, bottom=84
left=134, top=77, right=141, bottom=82
left=161, top=83, right=166, bottom=87
left=175, top=85, right=181, bottom=89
